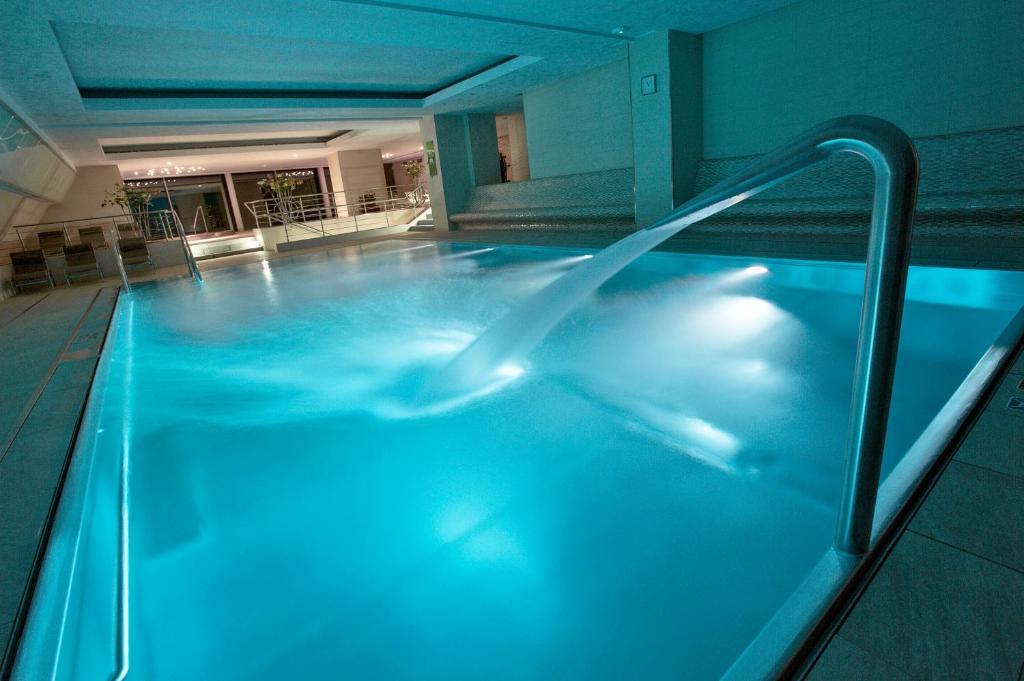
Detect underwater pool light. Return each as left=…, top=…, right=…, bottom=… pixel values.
left=744, top=265, right=769, bottom=276
left=495, top=363, right=525, bottom=379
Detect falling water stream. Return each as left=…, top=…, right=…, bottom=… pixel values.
left=424, top=115, right=924, bottom=407
left=422, top=180, right=797, bottom=404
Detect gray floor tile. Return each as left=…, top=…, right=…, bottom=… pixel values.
left=956, top=409, right=1024, bottom=479
left=911, top=460, right=1024, bottom=572
left=806, top=635, right=912, bottom=681
left=0, top=541, right=36, bottom=617
left=840, top=532, right=1024, bottom=680
left=41, top=359, right=96, bottom=393
left=0, top=618, right=11, bottom=653
left=14, top=388, right=86, bottom=440
left=988, top=379, right=1024, bottom=420
left=1010, top=350, right=1024, bottom=376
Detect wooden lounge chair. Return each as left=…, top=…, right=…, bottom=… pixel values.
left=10, top=249, right=54, bottom=292
left=118, top=236, right=152, bottom=268
left=37, top=230, right=68, bottom=256
left=78, top=225, right=107, bottom=249
left=63, top=244, right=103, bottom=284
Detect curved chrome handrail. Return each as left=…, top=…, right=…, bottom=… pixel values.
left=647, top=115, right=920, bottom=555
left=438, top=115, right=918, bottom=556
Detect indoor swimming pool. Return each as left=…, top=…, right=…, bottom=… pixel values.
left=15, top=239, right=1024, bottom=681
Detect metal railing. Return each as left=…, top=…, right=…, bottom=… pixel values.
left=9, top=211, right=179, bottom=249
left=244, top=184, right=428, bottom=231
left=106, top=226, right=131, bottom=293
left=170, top=203, right=203, bottom=282
left=641, top=115, right=919, bottom=555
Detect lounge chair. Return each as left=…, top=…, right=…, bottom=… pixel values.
left=118, top=236, right=152, bottom=268
left=10, top=249, right=54, bottom=292
left=63, top=244, right=103, bottom=284
left=117, top=223, right=140, bottom=239
left=37, top=230, right=68, bottom=256
left=78, top=225, right=108, bottom=250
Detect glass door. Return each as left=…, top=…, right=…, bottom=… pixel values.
left=147, top=175, right=235, bottom=235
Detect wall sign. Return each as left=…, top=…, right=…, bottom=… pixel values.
left=425, top=140, right=437, bottom=176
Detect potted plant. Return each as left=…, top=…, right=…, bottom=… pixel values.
left=257, top=176, right=300, bottom=223
left=102, top=183, right=154, bottom=236
left=401, top=160, right=425, bottom=206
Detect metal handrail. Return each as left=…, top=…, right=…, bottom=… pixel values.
left=243, top=184, right=426, bottom=230
left=9, top=210, right=183, bottom=246
left=439, top=115, right=918, bottom=557
left=106, top=227, right=131, bottom=293
left=635, top=115, right=919, bottom=555
left=278, top=195, right=419, bottom=242
left=162, top=179, right=203, bottom=282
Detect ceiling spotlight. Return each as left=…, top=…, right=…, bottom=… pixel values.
left=165, top=161, right=172, bottom=166
left=291, top=153, right=298, bottom=158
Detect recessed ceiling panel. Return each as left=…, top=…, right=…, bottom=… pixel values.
left=52, top=21, right=511, bottom=97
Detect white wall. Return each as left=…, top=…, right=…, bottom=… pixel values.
left=523, top=57, right=634, bottom=179
left=387, top=157, right=428, bottom=193
left=327, top=149, right=388, bottom=214
left=702, top=0, right=1024, bottom=158
left=41, top=165, right=123, bottom=223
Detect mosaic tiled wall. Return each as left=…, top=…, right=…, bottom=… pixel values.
left=690, top=126, right=1024, bottom=240
left=452, top=167, right=635, bottom=231
left=455, top=126, right=1022, bottom=242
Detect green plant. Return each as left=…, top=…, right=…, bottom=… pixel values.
left=401, top=159, right=423, bottom=182
left=257, top=176, right=299, bottom=199
left=258, top=176, right=301, bottom=222
left=102, top=183, right=154, bottom=231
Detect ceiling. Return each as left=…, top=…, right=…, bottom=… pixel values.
left=0, top=0, right=801, bottom=173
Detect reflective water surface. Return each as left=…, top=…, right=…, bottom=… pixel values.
left=17, top=240, right=1024, bottom=681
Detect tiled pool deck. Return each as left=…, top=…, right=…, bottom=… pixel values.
left=807, top=346, right=1024, bottom=680
left=0, top=285, right=119, bottom=672
left=0, top=232, right=1021, bottom=679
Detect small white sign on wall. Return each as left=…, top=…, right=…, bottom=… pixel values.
left=640, top=74, right=657, bottom=96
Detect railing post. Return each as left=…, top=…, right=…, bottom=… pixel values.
left=107, top=227, right=131, bottom=293
left=163, top=178, right=203, bottom=283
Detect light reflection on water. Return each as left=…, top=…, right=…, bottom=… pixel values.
left=51, top=240, right=1024, bottom=681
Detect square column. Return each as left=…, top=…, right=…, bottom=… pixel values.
left=630, top=30, right=703, bottom=227
left=326, top=149, right=387, bottom=215
left=419, top=113, right=500, bottom=231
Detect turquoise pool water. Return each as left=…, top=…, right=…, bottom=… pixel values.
left=16, top=240, right=1024, bottom=681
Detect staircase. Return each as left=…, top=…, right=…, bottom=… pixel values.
left=409, top=208, right=435, bottom=231
left=189, top=234, right=263, bottom=261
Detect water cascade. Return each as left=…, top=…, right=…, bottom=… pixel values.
left=423, top=116, right=918, bottom=405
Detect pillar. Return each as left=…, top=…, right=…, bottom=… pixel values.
left=222, top=172, right=245, bottom=232
left=326, top=149, right=387, bottom=215
left=506, top=112, right=531, bottom=182
left=629, top=30, right=703, bottom=227
left=419, top=113, right=501, bottom=231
